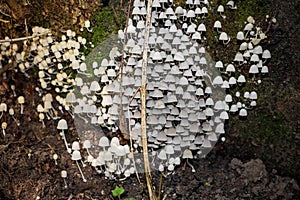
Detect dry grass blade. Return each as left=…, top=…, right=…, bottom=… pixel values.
left=140, top=0, right=157, bottom=199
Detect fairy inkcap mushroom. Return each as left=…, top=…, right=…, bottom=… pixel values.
left=53, top=153, right=58, bottom=165
left=1, top=122, right=7, bottom=136
left=39, top=113, right=46, bottom=128
left=61, top=170, right=68, bottom=188
left=219, top=32, right=230, bottom=45
left=0, top=103, right=7, bottom=119
left=71, top=150, right=87, bottom=182
left=9, top=108, right=20, bottom=126
left=99, top=136, right=110, bottom=151
left=17, top=96, right=25, bottom=114
left=182, top=149, right=195, bottom=172
left=57, top=119, right=71, bottom=153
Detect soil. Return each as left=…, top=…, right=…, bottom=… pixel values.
left=0, top=0, right=299, bottom=200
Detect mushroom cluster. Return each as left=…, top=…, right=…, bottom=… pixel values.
left=0, top=0, right=272, bottom=180
left=0, top=21, right=94, bottom=136
left=68, top=0, right=271, bottom=177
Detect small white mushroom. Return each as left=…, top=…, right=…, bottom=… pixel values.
left=38, top=113, right=46, bottom=128
left=0, top=103, right=7, bottom=119
left=214, top=20, right=222, bottom=32
left=83, top=140, right=92, bottom=158
left=239, top=108, right=248, bottom=117
left=53, top=153, right=58, bottom=165
left=98, top=136, right=110, bottom=151
left=61, top=170, right=68, bottom=188
left=1, top=122, right=7, bottom=136
left=11, top=85, right=17, bottom=97
left=57, top=119, right=71, bottom=153
left=9, top=108, right=20, bottom=126
left=17, top=96, right=25, bottom=114
left=219, top=32, right=230, bottom=45
left=71, top=150, right=87, bottom=182
left=182, top=149, right=195, bottom=172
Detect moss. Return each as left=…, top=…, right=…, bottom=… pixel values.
left=84, top=6, right=126, bottom=47
left=229, top=106, right=299, bottom=179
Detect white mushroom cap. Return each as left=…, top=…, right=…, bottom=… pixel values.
left=226, top=64, right=235, bottom=72
left=61, top=170, right=67, bottom=178
left=261, top=66, right=269, bottom=73
left=17, top=96, right=25, bottom=104
left=214, top=20, right=222, bottom=29
left=249, top=64, right=259, bottom=74
left=208, top=132, right=218, bottom=141
left=99, top=136, right=110, bottom=148
left=236, top=31, right=245, bottom=40
left=65, top=92, right=76, bottom=103
left=0, top=103, right=7, bottom=112
left=71, top=150, right=82, bottom=160
left=72, top=141, right=81, bottom=151
left=158, top=149, right=167, bottom=160
left=250, top=91, right=258, bottom=100
left=83, top=140, right=91, bottom=149
left=213, top=75, right=223, bottom=85
left=217, top=5, right=225, bottom=13
left=219, top=32, right=229, bottom=41
left=244, top=23, right=253, bottom=31
left=57, top=119, right=68, bottom=130
left=262, top=50, right=271, bottom=59
left=182, top=149, right=193, bottom=159
left=237, top=75, right=246, bottom=83
left=239, top=108, right=248, bottom=117
left=250, top=101, right=257, bottom=107
left=202, top=138, right=212, bottom=148
left=234, top=52, right=244, bottom=62
left=197, top=23, right=206, bottom=32
left=90, top=81, right=101, bottom=91
left=215, top=61, right=224, bottom=69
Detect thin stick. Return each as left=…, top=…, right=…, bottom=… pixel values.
left=118, top=0, right=132, bottom=139
left=140, top=0, right=156, bottom=200
left=127, top=87, right=142, bottom=184
left=0, top=19, right=9, bottom=23
left=0, top=32, right=49, bottom=43
left=158, top=173, right=163, bottom=200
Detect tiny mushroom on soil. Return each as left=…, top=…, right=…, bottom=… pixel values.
left=1, top=122, right=7, bottom=137
left=9, top=108, right=20, bottom=126
left=61, top=170, right=68, bottom=188
left=17, top=96, right=25, bottom=114
left=182, top=149, right=195, bottom=172
left=71, top=150, right=87, bottom=182
left=57, top=119, right=71, bottom=153
left=53, top=153, right=58, bottom=165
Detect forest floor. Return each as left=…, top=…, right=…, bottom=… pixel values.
left=0, top=0, right=299, bottom=199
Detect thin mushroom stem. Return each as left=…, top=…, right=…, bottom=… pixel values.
left=63, top=178, right=68, bottom=188
left=86, top=148, right=91, bottom=157
left=75, top=160, right=87, bottom=182
left=20, top=104, right=24, bottom=115
left=77, top=113, right=89, bottom=123
left=61, top=131, right=71, bottom=153
left=223, top=37, right=231, bottom=45
left=11, top=115, right=20, bottom=126
left=186, top=159, right=195, bottom=172
left=81, top=160, right=86, bottom=167
left=186, top=159, right=196, bottom=172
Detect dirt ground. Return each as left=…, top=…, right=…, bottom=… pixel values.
left=0, top=0, right=299, bottom=199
